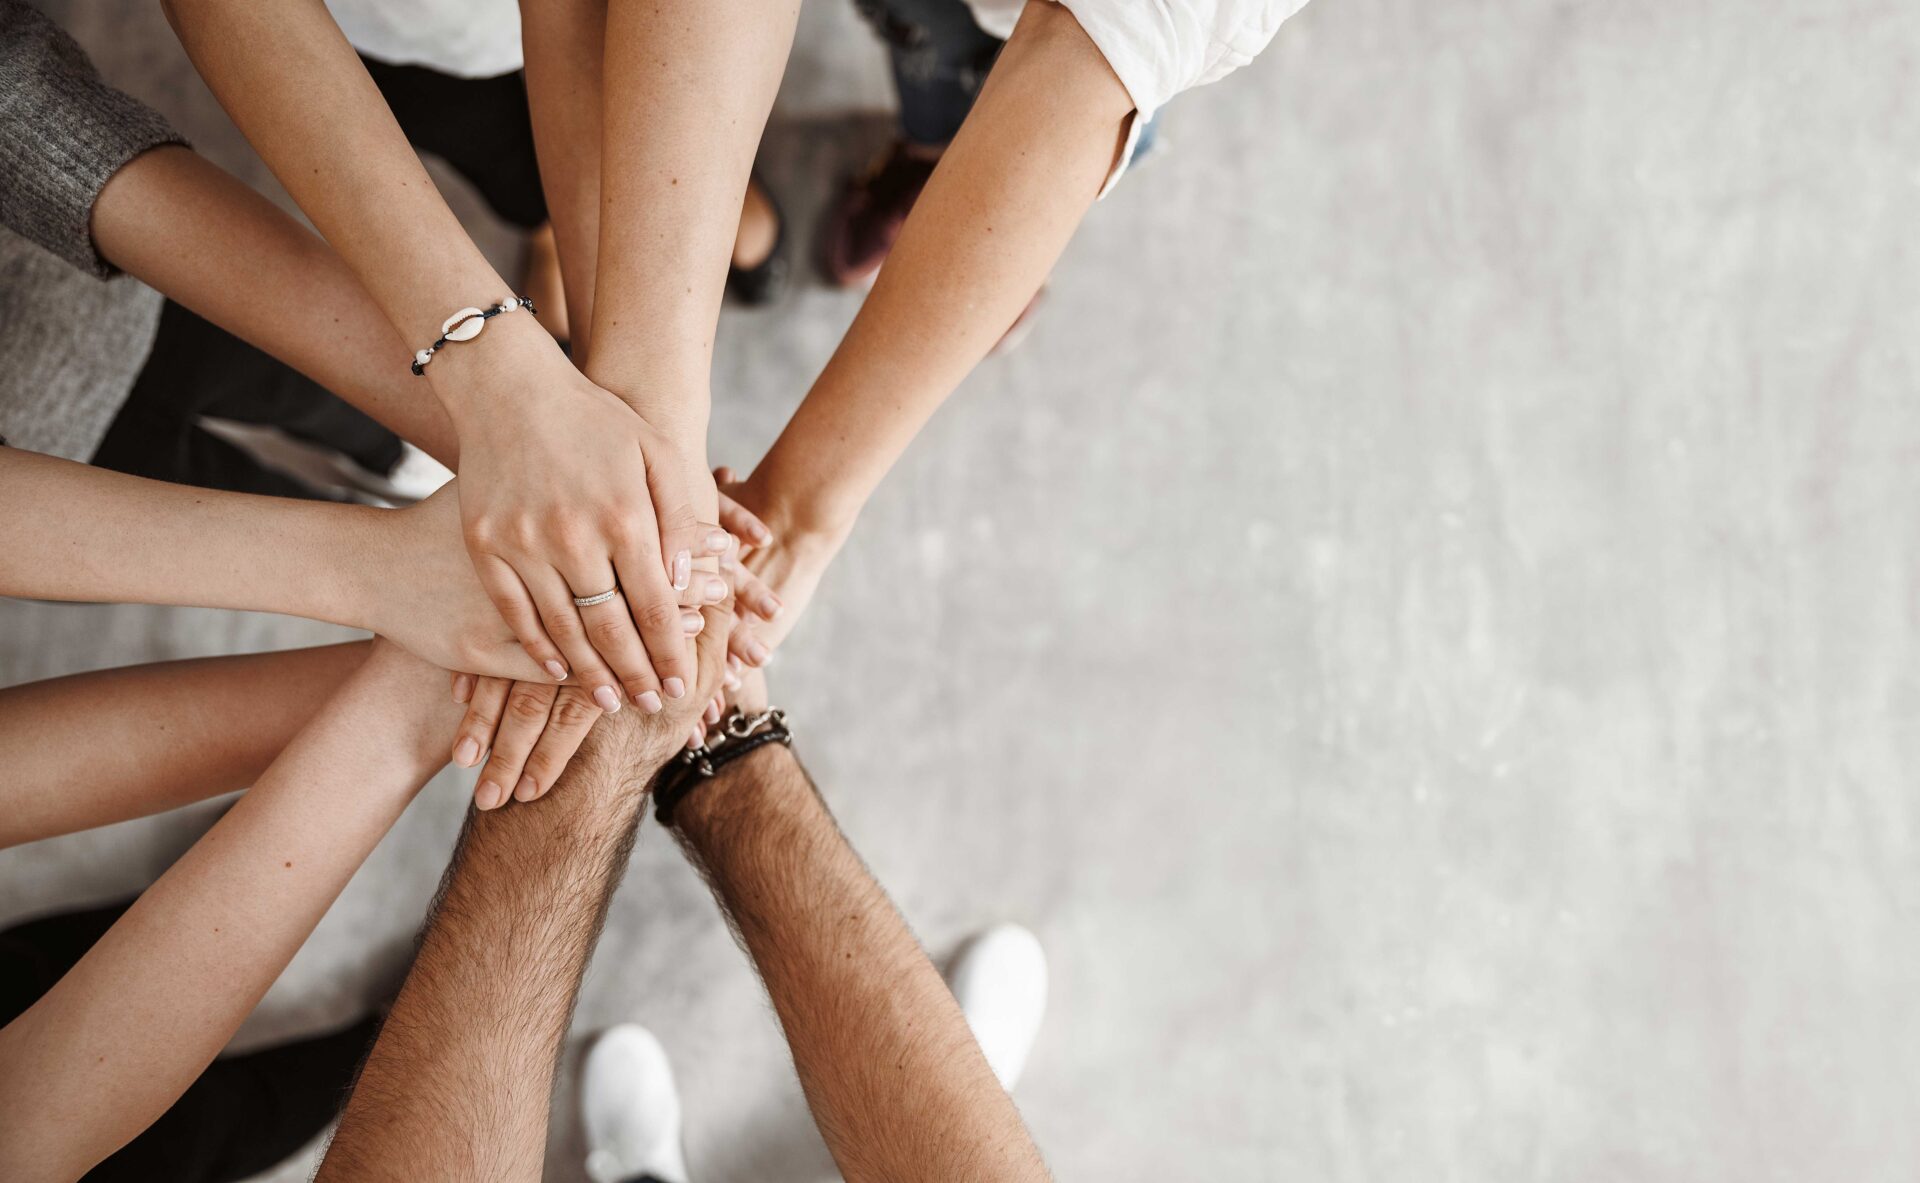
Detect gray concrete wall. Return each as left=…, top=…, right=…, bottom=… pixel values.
left=4, top=0, right=1918, bottom=1179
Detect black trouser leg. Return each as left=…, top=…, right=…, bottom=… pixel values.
left=0, top=900, right=380, bottom=1183
left=94, top=300, right=403, bottom=494
left=361, top=57, right=549, bottom=230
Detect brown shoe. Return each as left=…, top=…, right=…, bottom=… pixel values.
left=820, top=141, right=938, bottom=288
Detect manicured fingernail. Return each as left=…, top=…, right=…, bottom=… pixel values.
left=682, top=611, right=704, bottom=635
left=726, top=654, right=742, bottom=674
left=707, top=529, right=731, bottom=552
left=477, top=781, right=502, bottom=810
left=544, top=660, right=568, bottom=681
left=703, top=576, right=727, bottom=602
left=452, top=674, right=473, bottom=703
left=760, top=593, right=783, bottom=619
left=454, top=737, right=480, bottom=767
left=753, top=524, right=772, bottom=544
left=723, top=668, right=741, bottom=690
left=687, top=729, right=703, bottom=749
left=637, top=690, right=663, bottom=713
left=592, top=685, right=622, bottom=713
left=746, top=637, right=771, bottom=665
left=672, top=550, right=691, bottom=591
left=704, top=699, right=721, bottom=724
left=663, top=677, right=686, bottom=699
left=514, top=774, right=539, bottom=802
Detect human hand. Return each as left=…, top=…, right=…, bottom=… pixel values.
left=583, top=599, right=738, bottom=781
left=713, top=466, right=853, bottom=664
left=432, top=322, right=729, bottom=712
left=446, top=599, right=705, bottom=811
left=352, top=484, right=546, bottom=681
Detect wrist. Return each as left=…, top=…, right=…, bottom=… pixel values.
left=423, top=309, right=566, bottom=418
left=298, top=502, right=386, bottom=630
left=672, top=742, right=809, bottom=841
left=743, top=472, right=861, bottom=549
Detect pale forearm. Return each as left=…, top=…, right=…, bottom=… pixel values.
left=0, top=448, right=368, bottom=625
left=582, top=0, right=800, bottom=438
left=0, top=643, right=456, bottom=1182
left=161, top=0, right=508, bottom=351
left=751, top=2, right=1131, bottom=532
left=0, top=642, right=368, bottom=849
left=91, top=146, right=459, bottom=465
left=675, top=746, right=1049, bottom=1183
left=519, top=0, right=607, bottom=361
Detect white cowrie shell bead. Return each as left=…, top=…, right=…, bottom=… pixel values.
left=443, top=315, right=486, bottom=342
left=440, top=306, right=487, bottom=338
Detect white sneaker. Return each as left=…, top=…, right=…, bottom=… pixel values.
left=944, top=923, right=1048, bottom=1091
left=326, top=442, right=452, bottom=506
left=582, top=1024, right=690, bottom=1183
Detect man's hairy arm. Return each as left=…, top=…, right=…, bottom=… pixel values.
left=671, top=742, right=1051, bottom=1182
left=316, top=609, right=728, bottom=1182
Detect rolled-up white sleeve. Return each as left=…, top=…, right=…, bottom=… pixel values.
left=1063, top=0, right=1312, bottom=119
left=966, top=0, right=1312, bottom=193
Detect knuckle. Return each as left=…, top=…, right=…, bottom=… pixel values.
left=552, top=693, right=600, bottom=728
left=544, top=611, right=584, bottom=643
left=506, top=687, right=552, bottom=724
left=587, top=614, right=633, bottom=651
left=637, top=599, right=681, bottom=635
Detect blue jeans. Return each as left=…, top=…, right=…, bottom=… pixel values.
left=854, top=0, right=1160, bottom=154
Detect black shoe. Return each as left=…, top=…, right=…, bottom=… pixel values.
left=726, top=174, right=790, bottom=307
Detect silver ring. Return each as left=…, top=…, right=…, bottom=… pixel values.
left=572, top=586, right=620, bottom=608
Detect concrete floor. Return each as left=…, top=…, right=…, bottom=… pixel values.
left=6, top=0, right=1920, bottom=1179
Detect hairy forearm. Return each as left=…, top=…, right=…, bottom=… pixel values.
left=0, top=643, right=456, bottom=1182
left=674, top=746, right=1049, bottom=1183
left=318, top=725, right=662, bottom=1182
left=750, top=2, right=1131, bottom=532
left=0, top=642, right=368, bottom=849
left=91, top=146, right=459, bottom=465
left=0, top=447, right=370, bottom=624
left=581, top=0, right=801, bottom=437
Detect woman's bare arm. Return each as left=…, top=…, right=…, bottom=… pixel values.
left=0, top=641, right=461, bottom=1182
left=0, top=643, right=367, bottom=849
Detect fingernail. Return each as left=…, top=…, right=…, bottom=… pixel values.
left=637, top=690, right=663, bottom=713
left=592, top=685, right=623, bottom=713
left=477, top=781, right=502, bottom=810
left=704, top=700, right=721, bottom=724
left=761, top=593, right=783, bottom=619
left=746, top=637, right=771, bottom=665
left=663, top=677, right=686, bottom=699
left=687, top=729, right=704, bottom=749
left=726, top=654, right=742, bottom=674
left=682, top=611, right=704, bottom=635
left=452, top=674, right=473, bottom=703
left=707, top=529, right=731, bottom=552
left=753, top=524, right=772, bottom=545
left=454, top=737, right=480, bottom=767
left=544, top=660, right=568, bottom=681
left=705, top=576, right=727, bottom=602
left=723, top=669, right=741, bottom=690
left=514, top=774, right=538, bottom=802
left=672, top=550, right=691, bottom=591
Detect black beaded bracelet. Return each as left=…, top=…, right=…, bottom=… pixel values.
left=410, top=296, right=537, bottom=375
left=653, top=707, right=793, bottom=826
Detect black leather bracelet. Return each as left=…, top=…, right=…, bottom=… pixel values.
left=653, top=707, right=793, bottom=827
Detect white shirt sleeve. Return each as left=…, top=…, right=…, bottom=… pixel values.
left=964, top=0, right=1313, bottom=194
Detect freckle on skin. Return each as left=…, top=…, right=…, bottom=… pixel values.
left=284, top=861, right=293, bottom=868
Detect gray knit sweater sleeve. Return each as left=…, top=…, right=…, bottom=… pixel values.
left=0, top=0, right=187, bottom=277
